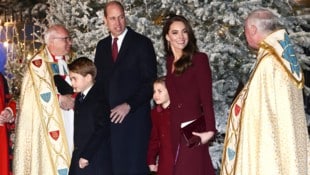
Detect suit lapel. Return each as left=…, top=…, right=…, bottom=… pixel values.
left=114, top=27, right=132, bottom=64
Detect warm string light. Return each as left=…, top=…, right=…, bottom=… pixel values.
left=0, top=8, right=42, bottom=99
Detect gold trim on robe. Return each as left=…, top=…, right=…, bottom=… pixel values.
left=13, top=48, right=71, bottom=175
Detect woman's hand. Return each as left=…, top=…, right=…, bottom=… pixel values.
left=192, top=131, right=215, bottom=145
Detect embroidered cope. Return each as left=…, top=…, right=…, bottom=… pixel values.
left=221, top=30, right=309, bottom=175
left=13, top=48, right=73, bottom=175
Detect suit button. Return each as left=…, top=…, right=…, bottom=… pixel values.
left=177, top=104, right=182, bottom=108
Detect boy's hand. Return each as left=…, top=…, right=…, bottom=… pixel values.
left=79, top=158, right=89, bottom=169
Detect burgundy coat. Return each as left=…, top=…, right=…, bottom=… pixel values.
left=166, top=52, right=216, bottom=175
left=147, top=105, right=174, bottom=175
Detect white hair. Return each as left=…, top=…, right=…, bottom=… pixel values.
left=246, top=9, right=281, bottom=34
left=44, top=24, right=67, bottom=45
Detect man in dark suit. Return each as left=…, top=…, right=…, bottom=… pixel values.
left=94, top=1, right=157, bottom=174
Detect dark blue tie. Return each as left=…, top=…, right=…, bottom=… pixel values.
left=78, top=93, right=85, bottom=103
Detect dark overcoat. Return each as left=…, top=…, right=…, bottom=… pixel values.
left=94, top=27, right=157, bottom=175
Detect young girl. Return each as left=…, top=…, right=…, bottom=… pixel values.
left=147, top=76, right=174, bottom=175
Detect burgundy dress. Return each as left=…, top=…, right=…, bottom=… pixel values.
left=147, top=105, right=174, bottom=175
left=166, top=52, right=216, bottom=175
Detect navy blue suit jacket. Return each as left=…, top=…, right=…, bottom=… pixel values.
left=69, top=84, right=112, bottom=175
left=94, top=27, right=157, bottom=174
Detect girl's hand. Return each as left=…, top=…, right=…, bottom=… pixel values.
left=148, top=164, right=158, bottom=172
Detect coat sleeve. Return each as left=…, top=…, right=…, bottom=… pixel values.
left=1, top=73, right=16, bottom=116
left=193, top=53, right=216, bottom=132
left=126, top=36, right=157, bottom=112
left=80, top=102, right=111, bottom=162
left=147, top=110, right=160, bottom=165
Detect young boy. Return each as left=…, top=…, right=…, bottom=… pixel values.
left=68, top=57, right=112, bottom=175
left=147, top=76, right=174, bottom=175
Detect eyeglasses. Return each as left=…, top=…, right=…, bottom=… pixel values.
left=52, top=36, right=72, bottom=42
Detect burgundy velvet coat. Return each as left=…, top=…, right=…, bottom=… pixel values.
left=147, top=105, right=174, bottom=175
left=166, top=52, right=216, bottom=175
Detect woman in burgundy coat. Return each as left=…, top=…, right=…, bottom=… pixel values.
left=163, top=15, right=216, bottom=175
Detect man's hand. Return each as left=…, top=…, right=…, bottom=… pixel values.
left=110, top=103, right=131, bottom=123
left=79, top=158, right=89, bottom=169
left=59, top=94, right=75, bottom=110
